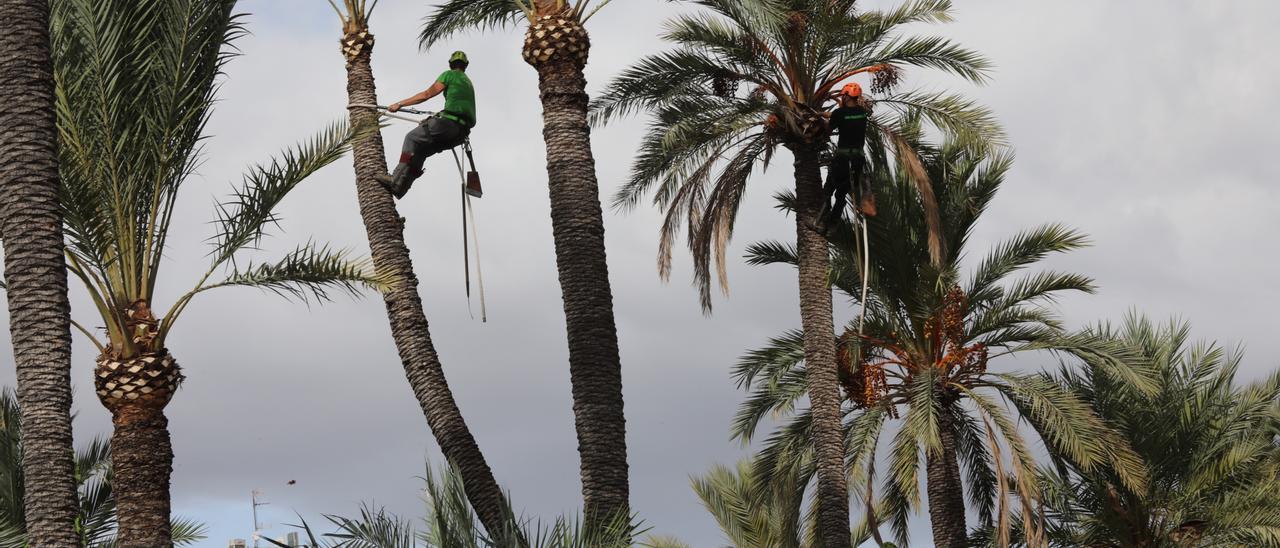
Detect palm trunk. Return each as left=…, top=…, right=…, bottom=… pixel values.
left=791, top=145, right=851, bottom=548
left=111, top=405, right=174, bottom=546
left=0, top=0, right=80, bottom=544
left=534, top=56, right=630, bottom=528
left=338, top=28, right=516, bottom=542
left=927, top=405, right=968, bottom=548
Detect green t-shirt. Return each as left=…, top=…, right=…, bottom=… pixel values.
left=437, top=69, right=476, bottom=128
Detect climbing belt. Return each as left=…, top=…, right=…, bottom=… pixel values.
left=347, top=102, right=489, bottom=321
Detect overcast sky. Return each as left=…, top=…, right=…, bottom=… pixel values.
left=2, top=0, right=1279, bottom=546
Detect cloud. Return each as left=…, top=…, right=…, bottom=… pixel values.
left=1, top=0, right=1277, bottom=545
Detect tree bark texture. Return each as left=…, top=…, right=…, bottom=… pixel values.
left=0, top=0, right=80, bottom=544
left=110, top=405, right=173, bottom=546
left=535, top=58, right=630, bottom=527
left=791, top=145, right=851, bottom=548
left=927, top=405, right=969, bottom=548
left=340, top=35, right=516, bottom=542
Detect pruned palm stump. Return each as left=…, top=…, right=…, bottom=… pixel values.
left=523, top=13, right=589, bottom=66
left=94, top=345, right=182, bottom=421
left=52, top=1, right=383, bottom=544
left=329, top=0, right=520, bottom=543
left=421, top=0, right=631, bottom=531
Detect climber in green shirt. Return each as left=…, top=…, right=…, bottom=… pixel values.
left=378, top=51, right=477, bottom=199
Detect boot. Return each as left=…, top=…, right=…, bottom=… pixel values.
left=376, top=164, right=412, bottom=199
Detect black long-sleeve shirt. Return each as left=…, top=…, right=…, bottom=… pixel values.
left=830, top=105, right=869, bottom=150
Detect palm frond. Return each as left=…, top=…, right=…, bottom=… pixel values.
left=191, top=244, right=388, bottom=303
left=208, top=120, right=370, bottom=268
left=967, top=224, right=1090, bottom=305
left=691, top=460, right=803, bottom=548
left=324, top=504, right=418, bottom=548
left=53, top=0, right=242, bottom=314
left=862, top=35, right=991, bottom=84
left=170, top=517, right=208, bottom=546
left=419, top=0, right=526, bottom=49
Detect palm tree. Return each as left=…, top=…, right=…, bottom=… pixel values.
left=690, top=460, right=806, bottom=548
left=262, top=464, right=647, bottom=548
left=0, top=0, right=79, bottom=543
left=590, top=1, right=998, bottom=545
left=419, top=0, right=631, bottom=528
left=0, top=390, right=207, bottom=546
left=980, top=316, right=1280, bottom=547
left=326, top=2, right=517, bottom=541
left=51, top=1, right=384, bottom=543
left=688, top=459, right=912, bottom=548
left=733, top=135, right=1148, bottom=547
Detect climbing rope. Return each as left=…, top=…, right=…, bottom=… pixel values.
left=349, top=102, right=489, bottom=321
left=857, top=210, right=870, bottom=337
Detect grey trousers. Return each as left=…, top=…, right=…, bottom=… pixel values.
left=397, top=115, right=469, bottom=176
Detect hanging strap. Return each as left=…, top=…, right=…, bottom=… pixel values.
left=452, top=147, right=488, bottom=322
left=851, top=204, right=871, bottom=366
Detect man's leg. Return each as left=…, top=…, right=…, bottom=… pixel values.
left=823, top=150, right=852, bottom=226
left=379, top=121, right=435, bottom=199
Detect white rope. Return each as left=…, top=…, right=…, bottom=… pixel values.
left=858, top=212, right=871, bottom=336
left=465, top=191, right=488, bottom=323
left=849, top=202, right=871, bottom=367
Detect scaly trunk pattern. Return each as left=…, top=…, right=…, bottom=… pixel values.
left=94, top=348, right=184, bottom=546
left=533, top=54, right=630, bottom=526
left=927, top=404, right=968, bottom=548
left=791, top=145, right=851, bottom=548
left=111, top=405, right=174, bottom=545
left=0, top=0, right=80, bottom=544
left=338, top=28, right=515, bottom=541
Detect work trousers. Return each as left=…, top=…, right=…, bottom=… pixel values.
left=824, top=147, right=865, bottom=219
left=396, top=115, right=469, bottom=180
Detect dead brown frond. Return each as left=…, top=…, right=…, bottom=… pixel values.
left=887, top=129, right=946, bottom=266
left=655, top=162, right=713, bottom=283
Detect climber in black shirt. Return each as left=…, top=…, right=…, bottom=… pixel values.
left=823, top=82, right=876, bottom=225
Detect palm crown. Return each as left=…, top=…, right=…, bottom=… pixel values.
left=51, top=0, right=383, bottom=361
left=1008, top=316, right=1280, bottom=547
left=591, top=0, right=1001, bottom=308
left=734, top=134, right=1149, bottom=544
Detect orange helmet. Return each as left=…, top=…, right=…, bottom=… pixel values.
left=841, top=83, right=863, bottom=97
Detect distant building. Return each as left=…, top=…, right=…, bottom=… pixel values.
left=274, top=532, right=301, bottom=547
left=228, top=540, right=247, bottom=548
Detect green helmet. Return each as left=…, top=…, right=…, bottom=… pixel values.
left=449, top=51, right=469, bottom=65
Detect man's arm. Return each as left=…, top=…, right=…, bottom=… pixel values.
left=389, top=81, right=446, bottom=112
